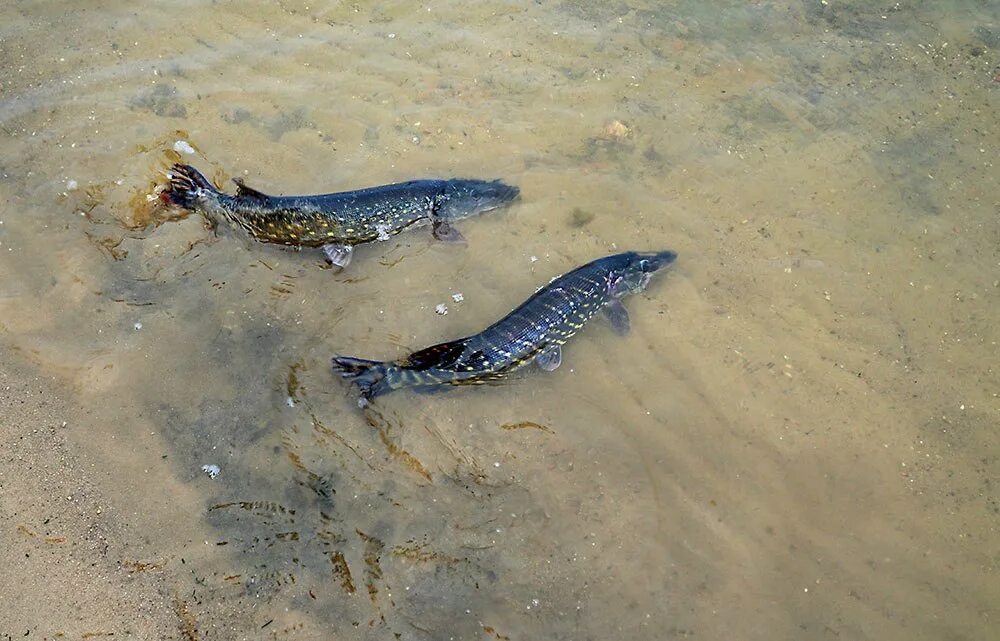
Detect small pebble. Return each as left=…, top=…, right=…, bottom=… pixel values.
left=451, top=292, right=464, bottom=303
left=530, top=255, right=539, bottom=262
left=66, top=179, right=78, bottom=190
left=133, top=322, right=142, bottom=331
left=602, top=120, right=631, bottom=141
left=286, top=396, right=295, bottom=408
left=435, top=303, right=448, bottom=315
left=173, top=140, right=195, bottom=155
left=201, top=464, right=220, bottom=479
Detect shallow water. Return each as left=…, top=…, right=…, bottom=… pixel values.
left=1, top=1, right=998, bottom=639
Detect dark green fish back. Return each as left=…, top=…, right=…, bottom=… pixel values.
left=218, top=180, right=444, bottom=247
left=405, top=257, right=620, bottom=380
left=163, top=164, right=519, bottom=248
left=332, top=251, right=676, bottom=401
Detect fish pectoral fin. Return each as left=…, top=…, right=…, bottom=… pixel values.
left=404, top=340, right=467, bottom=371
left=603, top=299, right=631, bottom=336
left=232, top=177, right=271, bottom=200
left=322, top=243, right=353, bottom=268
left=432, top=218, right=466, bottom=243
left=535, top=345, right=562, bottom=371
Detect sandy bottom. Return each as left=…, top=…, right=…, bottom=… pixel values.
left=1, top=1, right=997, bottom=639
left=1, top=350, right=181, bottom=639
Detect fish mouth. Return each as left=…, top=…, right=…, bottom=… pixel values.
left=500, top=183, right=521, bottom=202
left=479, top=183, right=520, bottom=211
left=637, top=250, right=678, bottom=272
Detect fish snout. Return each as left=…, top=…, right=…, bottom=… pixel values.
left=476, top=180, right=520, bottom=210
left=496, top=181, right=521, bottom=202
left=638, top=250, right=678, bottom=272
left=440, top=179, right=521, bottom=219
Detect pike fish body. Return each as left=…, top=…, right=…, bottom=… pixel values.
left=160, top=164, right=519, bottom=267
left=332, top=250, right=677, bottom=403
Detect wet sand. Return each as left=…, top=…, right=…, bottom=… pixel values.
left=1, top=1, right=998, bottom=639
left=1, top=349, right=179, bottom=639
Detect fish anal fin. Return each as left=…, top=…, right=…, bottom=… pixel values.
left=404, top=340, right=466, bottom=371
left=232, top=176, right=270, bottom=200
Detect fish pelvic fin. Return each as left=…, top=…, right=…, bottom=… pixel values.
left=331, top=355, right=392, bottom=403
left=161, top=163, right=219, bottom=209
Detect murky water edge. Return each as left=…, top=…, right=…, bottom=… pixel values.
left=1, top=1, right=997, bottom=639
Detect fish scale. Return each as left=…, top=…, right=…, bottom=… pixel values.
left=231, top=184, right=442, bottom=246
left=461, top=269, right=611, bottom=371
left=161, top=163, right=519, bottom=268
left=332, top=251, right=678, bottom=402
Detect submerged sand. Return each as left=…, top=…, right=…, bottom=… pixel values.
left=0, top=1, right=997, bottom=639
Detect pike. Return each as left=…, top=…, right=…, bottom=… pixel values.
left=160, top=164, right=520, bottom=268
left=332, top=251, right=677, bottom=404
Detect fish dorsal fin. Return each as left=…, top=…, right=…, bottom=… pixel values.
left=404, top=340, right=466, bottom=371
left=232, top=177, right=270, bottom=200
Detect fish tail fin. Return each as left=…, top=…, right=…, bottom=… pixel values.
left=160, top=163, right=219, bottom=209
left=331, top=356, right=393, bottom=404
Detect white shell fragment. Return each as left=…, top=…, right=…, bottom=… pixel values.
left=451, top=292, right=464, bottom=303
left=435, top=304, right=448, bottom=315
left=201, top=464, right=220, bottom=479
left=173, top=140, right=196, bottom=155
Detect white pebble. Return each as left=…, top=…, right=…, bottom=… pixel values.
left=133, top=322, right=142, bottom=331
left=451, top=292, right=464, bottom=303
left=435, top=303, right=448, bottom=315
left=173, top=140, right=196, bottom=155
left=286, top=396, right=296, bottom=408
left=530, top=255, right=539, bottom=262
left=201, top=464, right=220, bottom=479
left=66, top=179, right=78, bottom=190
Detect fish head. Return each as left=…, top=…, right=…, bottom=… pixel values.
left=608, top=250, right=677, bottom=297
left=438, top=179, right=521, bottom=219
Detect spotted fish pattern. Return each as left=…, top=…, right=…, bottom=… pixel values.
left=160, top=164, right=519, bottom=267
left=332, top=251, right=677, bottom=403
